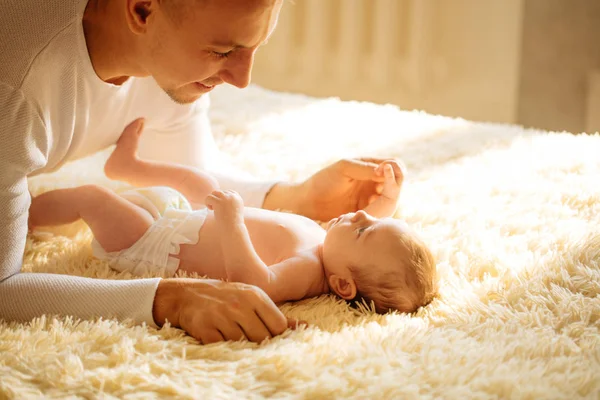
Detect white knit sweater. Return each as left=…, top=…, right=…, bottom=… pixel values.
left=0, top=0, right=274, bottom=327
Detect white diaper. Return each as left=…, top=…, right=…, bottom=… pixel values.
left=92, top=186, right=207, bottom=277
left=117, top=186, right=193, bottom=215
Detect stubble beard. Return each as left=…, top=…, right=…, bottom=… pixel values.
left=163, top=87, right=199, bottom=105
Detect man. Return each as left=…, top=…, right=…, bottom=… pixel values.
left=0, top=0, right=390, bottom=344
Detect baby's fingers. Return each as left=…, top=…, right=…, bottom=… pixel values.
left=383, top=164, right=396, bottom=182
left=379, top=161, right=405, bottom=185
left=382, top=165, right=401, bottom=198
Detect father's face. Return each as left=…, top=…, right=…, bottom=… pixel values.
left=140, top=0, right=282, bottom=104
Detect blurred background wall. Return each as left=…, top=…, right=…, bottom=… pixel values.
left=251, top=0, right=600, bottom=133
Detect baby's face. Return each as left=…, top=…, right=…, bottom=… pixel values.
left=322, top=211, right=411, bottom=277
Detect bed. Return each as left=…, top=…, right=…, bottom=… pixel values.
left=2, top=84, right=599, bottom=399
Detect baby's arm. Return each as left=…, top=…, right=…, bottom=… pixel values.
left=205, top=190, right=322, bottom=303
left=205, top=190, right=267, bottom=281
left=362, top=160, right=404, bottom=218
left=104, top=119, right=219, bottom=208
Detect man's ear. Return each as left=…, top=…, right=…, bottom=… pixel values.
left=328, top=274, right=357, bottom=300
left=126, top=0, right=155, bottom=35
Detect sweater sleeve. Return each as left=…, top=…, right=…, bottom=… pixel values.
left=136, top=94, right=279, bottom=208
left=0, top=83, right=161, bottom=327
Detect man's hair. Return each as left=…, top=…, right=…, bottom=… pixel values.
left=159, top=0, right=208, bottom=22
left=350, top=233, right=438, bottom=314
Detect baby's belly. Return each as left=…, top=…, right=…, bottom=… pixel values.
left=175, top=218, right=229, bottom=280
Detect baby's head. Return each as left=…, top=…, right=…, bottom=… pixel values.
left=322, top=210, right=437, bottom=314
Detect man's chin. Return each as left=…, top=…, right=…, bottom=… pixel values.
left=163, top=89, right=202, bottom=105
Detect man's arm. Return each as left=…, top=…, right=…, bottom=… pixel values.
left=0, top=84, right=161, bottom=326
left=0, top=86, right=295, bottom=344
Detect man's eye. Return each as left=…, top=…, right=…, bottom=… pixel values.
left=357, top=227, right=367, bottom=236
left=211, top=50, right=232, bottom=59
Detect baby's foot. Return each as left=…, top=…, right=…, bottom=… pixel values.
left=105, top=118, right=144, bottom=180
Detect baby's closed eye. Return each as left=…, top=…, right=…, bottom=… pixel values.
left=356, top=226, right=367, bottom=236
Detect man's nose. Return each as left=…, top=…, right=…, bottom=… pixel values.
left=220, top=50, right=255, bottom=89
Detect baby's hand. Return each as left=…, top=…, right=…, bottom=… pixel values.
left=205, top=190, right=244, bottom=224
left=376, top=160, right=404, bottom=203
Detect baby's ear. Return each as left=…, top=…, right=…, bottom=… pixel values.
left=328, top=274, right=357, bottom=300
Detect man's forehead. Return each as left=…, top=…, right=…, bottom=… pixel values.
left=204, top=2, right=280, bottom=49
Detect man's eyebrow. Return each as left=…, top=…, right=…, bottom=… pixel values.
left=210, top=41, right=248, bottom=49
left=210, top=35, right=272, bottom=49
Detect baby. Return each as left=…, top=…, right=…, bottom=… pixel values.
left=29, top=122, right=438, bottom=314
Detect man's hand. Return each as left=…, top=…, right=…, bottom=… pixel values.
left=205, top=190, right=244, bottom=224
left=153, top=278, right=300, bottom=344
left=264, top=158, right=405, bottom=222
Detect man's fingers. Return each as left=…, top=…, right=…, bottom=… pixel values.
left=168, top=280, right=298, bottom=345
left=198, top=328, right=226, bottom=345
left=337, top=159, right=385, bottom=182
left=182, top=312, right=226, bottom=345
left=231, top=311, right=272, bottom=343
left=252, top=312, right=277, bottom=342
left=216, top=321, right=247, bottom=342
left=357, top=157, right=388, bottom=165
left=251, top=290, right=289, bottom=338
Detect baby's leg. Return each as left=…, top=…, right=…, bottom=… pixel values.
left=104, top=119, right=218, bottom=207
left=29, top=185, right=154, bottom=253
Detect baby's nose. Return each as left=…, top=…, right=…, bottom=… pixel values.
left=352, top=210, right=367, bottom=221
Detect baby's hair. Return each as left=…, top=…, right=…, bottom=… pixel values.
left=349, top=232, right=438, bottom=314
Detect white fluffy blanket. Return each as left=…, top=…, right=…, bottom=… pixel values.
left=2, top=84, right=600, bottom=399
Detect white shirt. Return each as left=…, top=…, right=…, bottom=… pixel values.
left=0, top=0, right=275, bottom=326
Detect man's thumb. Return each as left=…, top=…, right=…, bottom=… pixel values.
left=340, top=159, right=384, bottom=181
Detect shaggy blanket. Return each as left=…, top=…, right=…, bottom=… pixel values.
left=1, top=84, right=599, bottom=399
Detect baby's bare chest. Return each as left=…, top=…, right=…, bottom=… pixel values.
left=180, top=209, right=324, bottom=274
left=244, top=210, right=324, bottom=263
